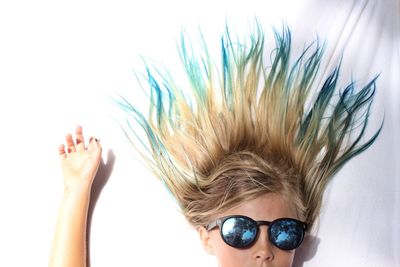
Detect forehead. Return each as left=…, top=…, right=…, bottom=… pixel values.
left=218, top=193, right=297, bottom=221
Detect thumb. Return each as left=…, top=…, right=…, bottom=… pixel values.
left=88, top=137, right=102, bottom=153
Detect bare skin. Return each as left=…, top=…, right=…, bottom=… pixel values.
left=49, top=126, right=102, bottom=267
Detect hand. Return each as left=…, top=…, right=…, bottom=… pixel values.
left=58, top=126, right=102, bottom=192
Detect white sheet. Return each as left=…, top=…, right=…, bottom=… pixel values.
left=289, top=1, right=400, bottom=266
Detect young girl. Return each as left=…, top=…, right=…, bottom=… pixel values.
left=49, top=26, right=381, bottom=267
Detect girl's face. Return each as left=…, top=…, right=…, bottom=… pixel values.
left=199, top=193, right=299, bottom=267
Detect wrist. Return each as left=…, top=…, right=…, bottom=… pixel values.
left=63, top=183, right=92, bottom=199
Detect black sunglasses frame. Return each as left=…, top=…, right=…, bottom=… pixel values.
left=206, top=215, right=308, bottom=250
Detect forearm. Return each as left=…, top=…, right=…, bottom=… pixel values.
left=49, top=187, right=91, bottom=267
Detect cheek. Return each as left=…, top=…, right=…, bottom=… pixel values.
left=273, top=249, right=296, bottom=267
left=210, top=231, right=251, bottom=267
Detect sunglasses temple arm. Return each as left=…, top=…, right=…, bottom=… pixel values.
left=205, top=220, right=219, bottom=231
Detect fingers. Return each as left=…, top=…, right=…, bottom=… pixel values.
left=59, top=126, right=101, bottom=156
left=75, top=125, right=85, bottom=151
left=65, top=133, right=76, bottom=153
left=58, top=144, right=67, bottom=160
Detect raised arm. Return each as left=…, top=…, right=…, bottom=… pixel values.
left=49, top=126, right=102, bottom=267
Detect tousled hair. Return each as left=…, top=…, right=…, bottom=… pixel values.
left=116, top=24, right=382, bottom=231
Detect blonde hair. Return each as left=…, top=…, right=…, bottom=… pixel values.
left=116, top=25, right=382, bottom=231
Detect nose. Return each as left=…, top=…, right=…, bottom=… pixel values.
left=252, top=226, right=274, bottom=262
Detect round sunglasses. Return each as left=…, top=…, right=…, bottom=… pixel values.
left=206, top=215, right=308, bottom=250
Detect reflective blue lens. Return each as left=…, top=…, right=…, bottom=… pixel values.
left=221, top=217, right=257, bottom=247
left=269, top=219, right=304, bottom=250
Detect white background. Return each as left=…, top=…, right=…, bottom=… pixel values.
left=0, top=0, right=399, bottom=266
